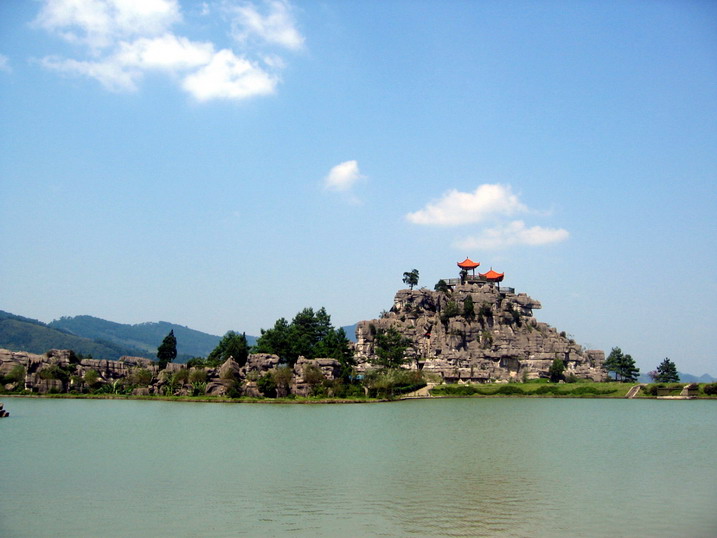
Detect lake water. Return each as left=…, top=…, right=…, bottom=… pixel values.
left=1, top=397, right=715, bottom=537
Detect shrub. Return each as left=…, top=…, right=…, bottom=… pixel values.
left=703, top=383, right=717, bottom=396
left=83, top=369, right=100, bottom=388
left=172, top=369, right=190, bottom=385
left=188, top=368, right=207, bottom=384
left=131, top=368, right=153, bottom=386
left=494, top=385, right=525, bottom=395
left=4, top=364, right=26, bottom=384
left=256, top=372, right=277, bottom=398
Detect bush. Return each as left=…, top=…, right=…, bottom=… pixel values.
left=3, top=364, right=26, bottom=385
left=703, top=383, right=717, bottom=396
left=188, top=368, right=207, bottom=384
left=256, top=373, right=277, bottom=398
left=172, top=369, right=190, bottom=385
left=494, top=385, right=525, bottom=395
left=130, top=368, right=153, bottom=386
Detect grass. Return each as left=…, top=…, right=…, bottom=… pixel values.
left=430, top=381, right=633, bottom=398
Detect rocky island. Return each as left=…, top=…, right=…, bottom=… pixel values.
left=354, top=258, right=606, bottom=383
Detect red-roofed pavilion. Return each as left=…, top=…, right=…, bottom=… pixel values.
left=480, top=268, right=505, bottom=290
left=457, top=257, right=480, bottom=273
left=480, top=269, right=504, bottom=282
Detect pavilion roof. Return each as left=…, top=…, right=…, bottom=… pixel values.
left=480, top=269, right=504, bottom=281
left=457, top=257, right=480, bottom=269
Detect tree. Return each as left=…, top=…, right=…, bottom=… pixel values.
left=654, top=357, right=679, bottom=383
left=402, top=269, right=419, bottom=290
left=156, top=330, right=177, bottom=370
left=463, top=296, right=475, bottom=320
left=254, top=307, right=353, bottom=369
left=434, top=279, right=450, bottom=293
left=207, top=331, right=249, bottom=367
left=604, top=347, right=640, bottom=382
left=549, top=358, right=565, bottom=382
left=372, top=327, right=411, bottom=369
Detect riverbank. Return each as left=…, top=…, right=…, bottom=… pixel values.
left=4, top=381, right=716, bottom=403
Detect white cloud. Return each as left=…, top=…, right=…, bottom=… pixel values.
left=406, top=184, right=527, bottom=226
left=0, top=54, right=11, bottom=73
left=115, top=34, right=214, bottom=70
left=182, top=49, right=277, bottom=101
left=454, top=220, right=569, bottom=250
left=33, top=0, right=304, bottom=102
left=34, top=0, right=181, bottom=50
left=324, top=160, right=364, bottom=192
left=229, top=0, right=304, bottom=50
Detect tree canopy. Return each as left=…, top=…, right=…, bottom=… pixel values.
left=207, top=331, right=249, bottom=367
left=156, top=330, right=177, bottom=370
left=253, top=307, right=354, bottom=375
left=604, top=347, right=640, bottom=382
left=402, top=269, right=419, bottom=290
left=371, top=327, right=412, bottom=369
left=653, top=357, right=679, bottom=383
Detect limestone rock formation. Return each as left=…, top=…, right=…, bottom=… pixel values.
left=355, top=282, right=606, bottom=382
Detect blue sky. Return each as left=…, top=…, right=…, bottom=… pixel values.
left=1, top=0, right=716, bottom=375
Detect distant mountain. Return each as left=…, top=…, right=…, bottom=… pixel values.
left=48, top=315, right=229, bottom=362
left=341, top=323, right=358, bottom=342
left=637, top=371, right=715, bottom=383
left=0, top=310, right=148, bottom=360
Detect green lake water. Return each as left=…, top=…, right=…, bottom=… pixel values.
left=1, top=397, right=715, bottom=537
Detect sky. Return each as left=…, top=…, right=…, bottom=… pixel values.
left=1, top=0, right=716, bottom=376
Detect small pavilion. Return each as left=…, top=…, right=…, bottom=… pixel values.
left=480, top=268, right=505, bottom=290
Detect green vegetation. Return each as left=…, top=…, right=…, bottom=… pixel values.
left=371, top=327, right=411, bottom=369
left=206, top=331, right=249, bottom=367
left=548, top=358, right=565, bottom=382
left=0, top=310, right=145, bottom=360
left=440, top=301, right=461, bottom=324
left=156, top=330, right=177, bottom=370
left=604, top=347, right=640, bottom=382
left=253, top=307, right=354, bottom=374
left=434, top=279, right=450, bottom=293
left=48, top=315, right=228, bottom=361
left=430, top=381, right=623, bottom=398
left=651, top=357, right=680, bottom=383
left=402, top=268, right=419, bottom=290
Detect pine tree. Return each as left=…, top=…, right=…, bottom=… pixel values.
left=402, top=269, right=419, bottom=290
left=157, top=330, right=177, bottom=370
left=654, top=357, right=679, bottom=383
left=605, top=347, right=640, bottom=382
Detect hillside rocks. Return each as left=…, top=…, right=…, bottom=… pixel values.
left=354, top=283, right=607, bottom=382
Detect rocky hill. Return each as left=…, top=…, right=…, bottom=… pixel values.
left=354, top=282, right=607, bottom=383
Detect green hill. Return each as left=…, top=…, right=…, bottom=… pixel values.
left=0, top=311, right=148, bottom=360
left=48, top=315, right=228, bottom=361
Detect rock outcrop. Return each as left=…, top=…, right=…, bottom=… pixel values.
left=354, top=282, right=607, bottom=382
left=0, top=348, right=340, bottom=397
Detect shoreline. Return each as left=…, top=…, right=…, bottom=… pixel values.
left=4, top=391, right=715, bottom=404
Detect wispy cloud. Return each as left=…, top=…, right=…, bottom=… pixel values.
left=324, top=160, right=364, bottom=192
left=454, top=220, right=569, bottom=250
left=32, top=0, right=303, bottom=101
left=406, top=184, right=527, bottom=226
left=0, top=54, right=11, bottom=73
left=228, top=0, right=304, bottom=50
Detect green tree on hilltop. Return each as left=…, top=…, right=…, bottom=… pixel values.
left=654, top=357, right=679, bottom=383
left=157, top=330, right=177, bottom=370
left=402, top=269, right=419, bottom=290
